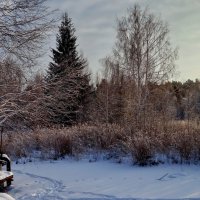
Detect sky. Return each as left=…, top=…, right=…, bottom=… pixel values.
left=44, top=0, right=200, bottom=81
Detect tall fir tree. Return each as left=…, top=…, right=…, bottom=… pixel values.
left=45, top=13, right=91, bottom=125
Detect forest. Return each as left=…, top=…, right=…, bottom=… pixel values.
left=1, top=0, right=200, bottom=166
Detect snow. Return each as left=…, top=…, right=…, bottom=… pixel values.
left=0, top=193, right=15, bottom=200
left=5, top=159, right=200, bottom=199
left=2, top=154, right=11, bottom=162
left=0, top=171, right=13, bottom=180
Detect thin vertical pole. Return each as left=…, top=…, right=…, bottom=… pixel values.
left=0, top=126, right=3, bottom=157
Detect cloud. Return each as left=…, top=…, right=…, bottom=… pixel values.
left=45, top=0, right=200, bottom=81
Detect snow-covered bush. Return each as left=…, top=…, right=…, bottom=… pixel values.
left=125, top=131, right=155, bottom=166
left=2, top=122, right=200, bottom=165
left=32, top=128, right=72, bottom=159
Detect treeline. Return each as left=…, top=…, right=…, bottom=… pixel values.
left=94, top=77, right=200, bottom=125
left=1, top=2, right=200, bottom=165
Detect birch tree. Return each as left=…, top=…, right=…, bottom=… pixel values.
left=0, top=0, right=56, bottom=128
left=0, top=0, right=56, bottom=66
left=103, top=4, right=178, bottom=126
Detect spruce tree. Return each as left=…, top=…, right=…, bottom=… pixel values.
left=45, top=13, right=91, bottom=125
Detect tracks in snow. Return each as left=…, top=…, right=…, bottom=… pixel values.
left=10, top=170, right=66, bottom=200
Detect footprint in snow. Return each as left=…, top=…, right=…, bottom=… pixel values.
left=158, top=173, right=186, bottom=181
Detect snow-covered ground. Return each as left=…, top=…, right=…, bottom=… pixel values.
left=0, top=193, right=15, bottom=200
left=5, top=158, right=200, bottom=199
